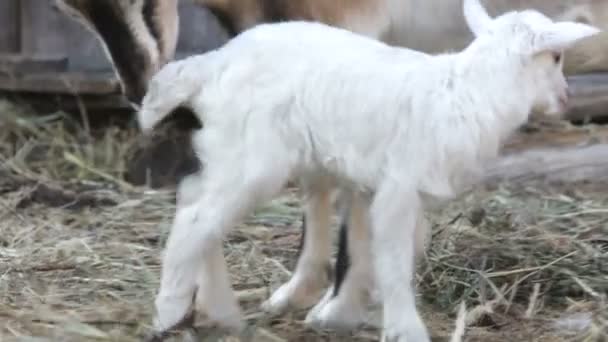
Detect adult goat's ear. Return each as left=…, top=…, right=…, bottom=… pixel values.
left=533, top=22, right=601, bottom=53
left=463, top=0, right=492, bottom=37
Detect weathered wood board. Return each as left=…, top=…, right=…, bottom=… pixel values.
left=0, top=0, right=19, bottom=53
left=0, top=54, right=68, bottom=73
left=0, top=71, right=119, bottom=95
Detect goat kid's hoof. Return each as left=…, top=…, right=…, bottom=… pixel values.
left=193, top=311, right=246, bottom=334
left=260, top=291, right=297, bottom=316
left=261, top=278, right=325, bottom=315
left=381, top=334, right=431, bottom=342
left=304, top=298, right=366, bottom=332
left=147, top=310, right=195, bottom=342
left=380, top=326, right=431, bottom=342
left=153, top=293, right=195, bottom=333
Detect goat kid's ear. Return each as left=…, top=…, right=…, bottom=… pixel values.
left=463, top=0, right=493, bottom=37
left=533, top=22, right=601, bottom=53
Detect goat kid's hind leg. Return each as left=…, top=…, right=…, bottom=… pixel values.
left=154, top=162, right=289, bottom=333
left=371, top=183, right=430, bottom=342
left=305, top=195, right=432, bottom=333
left=261, top=178, right=333, bottom=315
left=306, top=191, right=374, bottom=331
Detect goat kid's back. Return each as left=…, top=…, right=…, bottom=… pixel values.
left=138, top=20, right=507, bottom=197
left=138, top=21, right=429, bottom=149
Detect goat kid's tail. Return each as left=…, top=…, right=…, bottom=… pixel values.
left=137, top=55, right=208, bottom=133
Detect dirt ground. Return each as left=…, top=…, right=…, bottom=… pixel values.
left=1, top=99, right=607, bottom=342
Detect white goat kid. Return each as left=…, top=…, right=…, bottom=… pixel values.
left=138, top=0, right=600, bottom=339
left=146, top=23, right=433, bottom=333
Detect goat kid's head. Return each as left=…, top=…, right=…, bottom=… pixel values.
left=463, top=0, right=601, bottom=117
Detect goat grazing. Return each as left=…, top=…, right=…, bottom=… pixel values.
left=137, top=0, right=600, bottom=339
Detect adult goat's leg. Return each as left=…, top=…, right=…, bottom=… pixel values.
left=261, top=177, right=334, bottom=314
left=370, top=182, right=430, bottom=342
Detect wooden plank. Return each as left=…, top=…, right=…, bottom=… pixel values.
left=19, top=0, right=111, bottom=72
left=0, top=91, right=133, bottom=112
left=0, top=0, right=20, bottom=53
left=20, top=0, right=66, bottom=57
left=0, top=71, right=120, bottom=95
left=0, top=53, right=68, bottom=73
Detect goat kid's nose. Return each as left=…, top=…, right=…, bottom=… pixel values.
left=559, top=88, right=569, bottom=107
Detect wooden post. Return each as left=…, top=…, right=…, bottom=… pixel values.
left=0, top=0, right=20, bottom=53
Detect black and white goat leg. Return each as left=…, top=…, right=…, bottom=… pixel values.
left=54, top=0, right=179, bottom=105
left=261, top=178, right=334, bottom=315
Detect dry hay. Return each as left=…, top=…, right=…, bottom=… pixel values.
left=0, top=99, right=607, bottom=342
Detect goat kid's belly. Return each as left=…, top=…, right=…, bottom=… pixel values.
left=278, top=118, right=391, bottom=191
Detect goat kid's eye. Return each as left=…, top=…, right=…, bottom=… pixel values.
left=553, top=52, right=562, bottom=64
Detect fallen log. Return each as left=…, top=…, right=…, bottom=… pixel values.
left=504, top=120, right=608, bottom=152
left=566, top=73, right=608, bottom=122
left=485, top=143, right=608, bottom=184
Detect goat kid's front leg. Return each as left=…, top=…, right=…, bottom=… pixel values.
left=371, top=183, right=430, bottom=342
left=261, top=180, right=333, bottom=315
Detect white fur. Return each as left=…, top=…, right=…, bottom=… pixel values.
left=139, top=0, right=600, bottom=339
